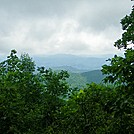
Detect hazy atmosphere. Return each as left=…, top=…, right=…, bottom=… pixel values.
left=0, top=0, right=133, bottom=57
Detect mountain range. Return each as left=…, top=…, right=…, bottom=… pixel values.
left=33, top=54, right=108, bottom=88
left=0, top=54, right=107, bottom=87
left=33, top=54, right=108, bottom=71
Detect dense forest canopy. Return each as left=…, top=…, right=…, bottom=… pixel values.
left=0, top=5, right=134, bottom=134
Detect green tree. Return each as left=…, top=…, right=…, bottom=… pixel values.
left=102, top=6, right=134, bottom=133
left=102, top=6, right=134, bottom=86
left=0, top=50, right=70, bottom=133
left=114, top=6, right=134, bottom=49
left=56, top=83, right=118, bottom=134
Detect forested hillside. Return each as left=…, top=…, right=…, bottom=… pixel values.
left=81, top=70, right=105, bottom=84
left=66, top=70, right=105, bottom=88
left=0, top=5, right=134, bottom=134
left=67, top=72, right=87, bottom=88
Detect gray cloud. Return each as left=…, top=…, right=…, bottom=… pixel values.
left=0, top=0, right=133, bottom=56
left=77, top=0, right=132, bottom=32
left=0, top=0, right=78, bottom=18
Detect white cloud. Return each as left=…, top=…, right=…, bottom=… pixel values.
left=0, top=0, right=133, bottom=57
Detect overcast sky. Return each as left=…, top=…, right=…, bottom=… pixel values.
left=0, top=0, right=133, bottom=57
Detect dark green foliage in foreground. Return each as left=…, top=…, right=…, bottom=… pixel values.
left=0, top=50, right=70, bottom=133
left=114, top=7, right=134, bottom=49
left=101, top=6, right=134, bottom=133
left=102, top=6, right=134, bottom=88
left=0, top=49, right=134, bottom=133
left=0, top=49, right=133, bottom=134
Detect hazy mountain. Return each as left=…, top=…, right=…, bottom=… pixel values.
left=33, top=54, right=107, bottom=88
left=33, top=54, right=107, bottom=71
left=0, top=53, right=106, bottom=88
left=52, top=66, right=86, bottom=73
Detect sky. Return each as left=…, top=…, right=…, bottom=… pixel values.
left=0, top=0, right=133, bottom=57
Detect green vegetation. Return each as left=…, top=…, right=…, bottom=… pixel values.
left=67, top=72, right=87, bottom=88
left=66, top=70, right=104, bottom=89
left=81, top=70, right=105, bottom=84
left=0, top=50, right=70, bottom=133
left=0, top=6, right=134, bottom=134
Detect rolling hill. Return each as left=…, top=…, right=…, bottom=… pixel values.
left=66, top=70, right=105, bottom=88
left=81, top=70, right=105, bottom=84
left=33, top=54, right=106, bottom=88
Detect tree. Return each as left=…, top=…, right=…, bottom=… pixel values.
left=102, top=6, right=134, bottom=133
left=55, top=83, right=119, bottom=134
left=114, top=6, right=134, bottom=49
left=102, top=6, right=134, bottom=87
left=0, top=50, right=70, bottom=133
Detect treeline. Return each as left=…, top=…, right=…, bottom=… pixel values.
left=0, top=50, right=133, bottom=134
left=0, top=6, right=134, bottom=134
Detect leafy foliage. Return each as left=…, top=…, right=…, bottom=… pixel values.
left=0, top=50, right=70, bottom=133
left=102, top=49, right=134, bottom=87
left=101, top=5, right=134, bottom=133
left=114, top=7, right=134, bottom=49
left=1, top=48, right=134, bottom=133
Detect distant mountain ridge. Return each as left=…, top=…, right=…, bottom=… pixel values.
left=33, top=54, right=107, bottom=71
left=52, top=66, right=86, bottom=73
left=0, top=54, right=106, bottom=88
